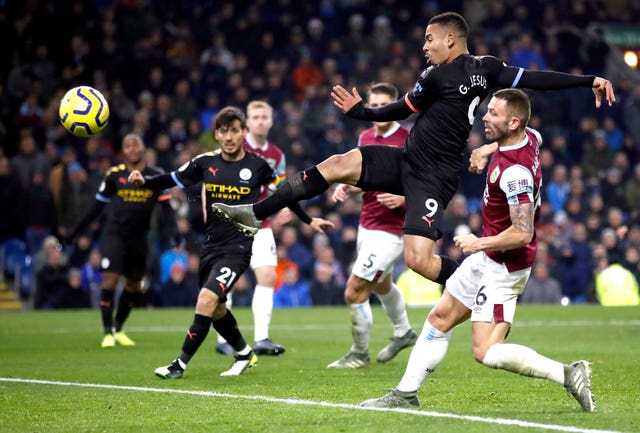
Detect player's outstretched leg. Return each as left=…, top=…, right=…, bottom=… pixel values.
left=564, top=360, right=595, bottom=412
left=211, top=203, right=262, bottom=236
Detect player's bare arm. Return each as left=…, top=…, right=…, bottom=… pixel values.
left=331, top=85, right=363, bottom=113
left=454, top=202, right=534, bottom=254
left=377, top=193, right=405, bottom=209
left=468, top=142, right=499, bottom=174
left=128, top=170, right=145, bottom=186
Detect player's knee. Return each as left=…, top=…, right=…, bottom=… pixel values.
left=405, top=251, right=438, bottom=280
left=344, top=275, right=371, bottom=303
left=321, top=150, right=360, bottom=184
left=255, top=267, right=276, bottom=287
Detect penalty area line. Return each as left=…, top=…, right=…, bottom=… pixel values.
left=0, top=377, right=623, bottom=433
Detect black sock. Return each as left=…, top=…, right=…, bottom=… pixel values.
left=114, top=291, right=140, bottom=332
left=435, top=255, right=460, bottom=285
left=100, top=289, right=115, bottom=334
left=179, top=314, right=211, bottom=365
left=254, top=166, right=329, bottom=220
left=211, top=310, right=247, bottom=352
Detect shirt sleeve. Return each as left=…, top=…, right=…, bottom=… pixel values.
left=499, top=164, right=534, bottom=205
left=172, top=158, right=204, bottom=189
left=405, top=66, right=440, bottom=112
left=96, top=172, right=116, bottom=203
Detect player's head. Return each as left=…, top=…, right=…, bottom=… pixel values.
left=482, top=88, right=531, bottom=143
left=121, top=133, right=145, bottom=165
left=246, top=100, right=274, bottom=139
left=424, top=12, right=469, bottom=65
left=367, top=82, right=399, bottom=131
left=214, top=106, right=247, bottom=160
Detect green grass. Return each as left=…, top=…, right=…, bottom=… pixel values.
left=1, top=305, right=638, bottom=433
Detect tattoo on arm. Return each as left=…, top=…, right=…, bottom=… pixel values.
left=509, top=202, right=534, bottom=235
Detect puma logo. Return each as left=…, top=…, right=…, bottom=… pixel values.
left=118, top=177, right=127, bottom=184
left=208, top=167, right=219, bottom=176
left=219, top=282, right=227, bottom=293
left=302, top=171, right=308, bottom=181
left=421, top=216, right=434, bottom=227
left=187, top=331, right=197, bottom=340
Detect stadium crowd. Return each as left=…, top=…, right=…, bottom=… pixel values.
left=1, top=0, right=639, bottom=309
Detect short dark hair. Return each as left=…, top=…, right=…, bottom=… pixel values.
left=369, top=82, right=399, bottom=100
left=428, top=12, right=469, bottom=38
left=493, top=88, right=531, bottom=128
left=215, top=106, right=246, bottom=130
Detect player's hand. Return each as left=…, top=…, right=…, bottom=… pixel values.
left=332, top=184, right=349, bottom=203
left=377, top=193, right=405, bottom=209
left=469, top=143, right=498, bottom=174
left=454, top=233, right=480, bottom=255
left=128, top=170, right=145, bottom=186
left=592, top=77, right=615, bottom=108
left=331, top=85, right=363, bottom=113
left=309, top=217, right=336, bottom=234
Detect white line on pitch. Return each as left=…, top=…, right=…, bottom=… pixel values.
left=0, top=377, right=628, bottom=433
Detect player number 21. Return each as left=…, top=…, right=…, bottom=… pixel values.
left=216, top=267, right=237, bottom=287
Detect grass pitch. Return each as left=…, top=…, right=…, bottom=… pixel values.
left=1, top=305, right=638, bottom=433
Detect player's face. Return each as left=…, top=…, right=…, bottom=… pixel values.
left=423, top=23, right=452, bottom=65
left=215, top=119, right=246, bottom=160
left=482, top=97, right=515, bottom=142
left=121, top=135, right=144, bottom=165
left=246, top=107, right=273, bottom=138
left=367, top=92, right=395, bottom=130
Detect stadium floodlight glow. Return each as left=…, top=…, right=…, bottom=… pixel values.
left=623, top=50, right=638, bottom=68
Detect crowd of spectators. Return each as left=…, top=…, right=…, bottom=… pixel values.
left=1, top=0, right=639, bottom=309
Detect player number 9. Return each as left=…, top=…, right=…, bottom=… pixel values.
left=424, top=198, right=438, bottom=217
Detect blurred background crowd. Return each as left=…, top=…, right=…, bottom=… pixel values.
left=1, top=0, right=639, bottom=310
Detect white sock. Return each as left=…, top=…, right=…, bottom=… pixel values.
left=236, top=345, right=251, bottom=356
left=348, top=301, right=372, bottom=353
left=482, top=343, right=565, bottom=384
left=397, top=319, right=451, bottom=393
left=217, top=295, right=233, bottom=344
left=377, top=283, right=411, bottom=337
left=252, top=285, right=274, bottom=341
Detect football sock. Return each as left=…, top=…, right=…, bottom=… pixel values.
left=252, top=284, right=274, bottom=341
left=217, top=294, right=233, bottom=344
left=114, top=291, right=140, bottom=331
left=99, top=288, right=115, bottom=334
left=348, top=301, right=372, bottom=353
left=212, top=310, right=248, bottom=353
left=377, top=283, right=411, bottom=337
left=482, top=343, right=565, bottom=384
left=254, top=166, right=329, bottom=220
left=179, top=314, right=211, bottom=365
left=434, top=255, right=460, bottom=285
left=397, top=320, right=451, bottom=394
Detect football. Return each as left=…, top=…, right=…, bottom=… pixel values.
left=59, top=86, right=110, bottom=137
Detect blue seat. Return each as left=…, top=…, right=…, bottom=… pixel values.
left=2, top=238, right=28, bottom=278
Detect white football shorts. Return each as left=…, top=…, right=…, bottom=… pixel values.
left=250, top=228, right=277, bottom=269
left=351, top=226, right=404, bottom=283
left=445, top=251, right=531, bottom=323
